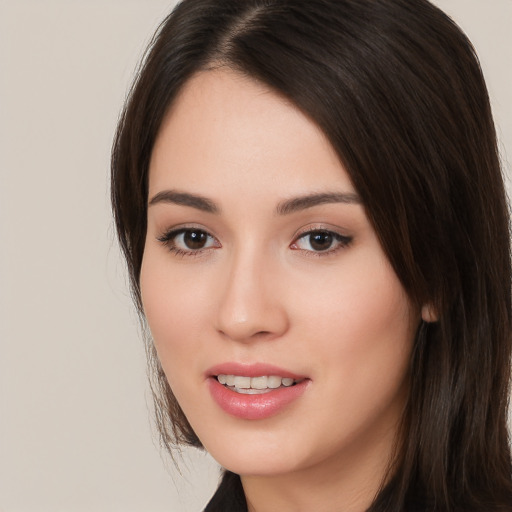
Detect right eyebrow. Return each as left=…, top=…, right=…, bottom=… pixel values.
left=148, top=190, right=220, bottom=214
left=275, top=191, right=361, bottom=215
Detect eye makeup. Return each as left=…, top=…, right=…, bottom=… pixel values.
left=157, top=226, right=221, bottom=257
left=291, top=229, right=353, bottom=256
left=156, top=223, right=353, bottom=259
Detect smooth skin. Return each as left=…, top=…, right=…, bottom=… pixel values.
left=141, top=69, right=424, bottom=512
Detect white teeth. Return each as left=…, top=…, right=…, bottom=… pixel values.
left=267, top=376, right=282, bottom=389
left=216, top=374, right=300, bottom=392
left=234, top=388, right=270, bottom=395
left=251, top=376, right=268, bottom=389
left=233, top=376, right=251, bottom=389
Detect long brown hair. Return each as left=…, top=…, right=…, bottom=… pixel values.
left=111, top=1, right=512, bottom=509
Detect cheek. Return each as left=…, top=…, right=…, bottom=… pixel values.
left=140, top=256, right=211, bottom=425
left=140, top=250, right=209, bottom=370
left=291, top=253, right=416, bottom=406
left=293, top=252, right=414, bottom=338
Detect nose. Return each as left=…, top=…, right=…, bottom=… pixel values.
left=214, top=249, right=290, bottom=343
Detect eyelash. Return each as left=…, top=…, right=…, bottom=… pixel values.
left=157, top=227, right=219, bottom=258
left=291, top=229, right=353, bottom=257
left=157, top=227, right=353, bottom=258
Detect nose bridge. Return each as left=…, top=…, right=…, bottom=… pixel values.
left=215, top=241, right=288, bottom=342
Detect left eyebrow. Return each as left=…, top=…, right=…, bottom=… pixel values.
left=148, top=190, right=220, bottom=214
left=276, top=192, right=362, bottom=215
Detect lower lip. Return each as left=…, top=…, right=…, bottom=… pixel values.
left=208, top=377, right=309, bottom=420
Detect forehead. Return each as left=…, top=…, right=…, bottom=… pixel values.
left=148, top=68, right=355, bottom=200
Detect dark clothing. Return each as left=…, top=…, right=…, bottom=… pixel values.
left=204, top=471, right=247, bottom=512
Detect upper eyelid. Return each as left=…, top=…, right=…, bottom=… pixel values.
left=156, top=224, right=352, bottom=248
left=158, top=223, right=217, bottom=238
left=157, top=225, right=347, bottom=238
left=159, top=227, right=217, bottom=241
left=158, top=227, right=220, bottom=255
left=292, top=223, right=350, bottom=239
left=290, top=232, right=352, bottom=260
left=292, top=229, right=352, bottom=244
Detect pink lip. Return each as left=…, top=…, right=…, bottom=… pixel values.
left=206, top=362, right=310, bottom=420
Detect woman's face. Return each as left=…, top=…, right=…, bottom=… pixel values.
left=141, top=69, right=419, bottom=479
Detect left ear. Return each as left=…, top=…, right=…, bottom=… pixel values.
left=421, top=303, right=438, bottom=323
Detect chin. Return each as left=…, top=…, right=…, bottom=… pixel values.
left=215, top=450, right=305, bottom=477
left=197, top=425, right=319, bottom=477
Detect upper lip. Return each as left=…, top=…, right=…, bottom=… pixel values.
left=206, top=362, right=307, bottom=380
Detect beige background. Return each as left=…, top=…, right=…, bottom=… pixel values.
left=0, top=1, right=510, bottom=511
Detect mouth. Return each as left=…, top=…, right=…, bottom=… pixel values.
left=215, top=374, right=305, bottom=394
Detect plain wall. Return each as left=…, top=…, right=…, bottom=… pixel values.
left=0, top=1, right=510, bottom=511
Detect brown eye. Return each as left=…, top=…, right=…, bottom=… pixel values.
left=158, top=227, right=219, bottom=255
left=183, top=229, right=209, bottom=249
left=292, top=229, right=352, bottom=254
left=309, top=232, right=334, bottom=251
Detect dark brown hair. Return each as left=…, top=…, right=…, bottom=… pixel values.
left=111, top=0, right=512, bottom=510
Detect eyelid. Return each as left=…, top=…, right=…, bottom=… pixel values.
left=157, top=224, right=221, bottom=256
left=290, top=224, right=353, bottom=255
left=156, top=222, right=217, bottom=240
left=155, top=222, right=352, bottom=258
left=292, top=223, right=351, bottom=240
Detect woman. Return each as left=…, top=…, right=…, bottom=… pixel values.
left=111, top=0, right=512, bottom=510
